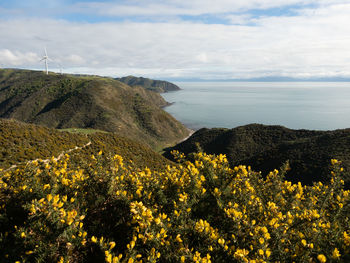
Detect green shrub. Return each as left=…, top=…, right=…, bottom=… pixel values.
left=0, top=151, right=349, bottom=262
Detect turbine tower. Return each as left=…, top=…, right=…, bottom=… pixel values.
left=58, top=63, right=63, bottom=75
left=40, top=47, right=49, bottom=75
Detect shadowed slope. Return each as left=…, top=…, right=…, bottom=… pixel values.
left=164, top=124, right=350, bottom=187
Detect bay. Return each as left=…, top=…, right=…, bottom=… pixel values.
left=161, top=82, right=350, bottom=131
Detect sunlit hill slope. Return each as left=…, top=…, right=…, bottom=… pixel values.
left=0, top=69, right=189, bottom=149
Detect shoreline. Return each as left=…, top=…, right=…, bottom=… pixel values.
left=179, top=128, right=195, bottom=143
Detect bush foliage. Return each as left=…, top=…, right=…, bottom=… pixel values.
left=1, top=150, right=349, bottom=262
left=164, top=124, right=350, bottom=187
left=0, top=119, right=172, bottom=170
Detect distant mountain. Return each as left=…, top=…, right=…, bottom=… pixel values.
left=116, top=76, right=181, bottom=93
left=0, top=69, right=189, bottom=149
left=0, top=118, right=172, bottom=170
left=164, top=124, right=350, bottom=187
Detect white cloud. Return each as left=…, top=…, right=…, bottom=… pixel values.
left=66, top=54, right=85, bottom=64
left=1, top=2, right=350, bottom=79
left=0, top=49, right=40, bottom=66
left=195, top=53, right=209, bottom=63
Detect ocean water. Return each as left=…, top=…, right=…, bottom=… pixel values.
left=161, top=82, right=350, bottom=131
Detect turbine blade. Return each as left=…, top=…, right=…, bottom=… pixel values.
left=44, top=47, right=48, bottom=56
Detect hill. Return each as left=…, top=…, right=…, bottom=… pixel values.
left=164, top=124, right=350, bottom=187
left=0, top=69, right=189, bottom=149
left=116, top=75, right=181, bottom=93
left=0, top=118, right=172, bottom=170
left=1, top=131, right=349, bottom=262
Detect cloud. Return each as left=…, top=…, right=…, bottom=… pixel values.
left=66, top=54, right=85, bottom=64
left=0, top=49, right=40, bottom=66
left=1, top=2, right=350, bottom=79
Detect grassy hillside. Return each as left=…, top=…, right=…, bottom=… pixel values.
left=0, top=69, right=189, bottom=149
left=164, top=124, right=350, bottom=187
left=0, top=118, right=172, bottom=170
left=116, top=75, right=181, bottom=93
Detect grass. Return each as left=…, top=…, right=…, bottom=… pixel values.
left=0, top=68, right=189, bottom=150
left=0, top=118, right=172, bottom=170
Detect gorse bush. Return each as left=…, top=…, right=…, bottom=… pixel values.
left=0, top=151, right=349, bottom=262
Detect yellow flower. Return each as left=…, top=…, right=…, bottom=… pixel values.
left=301, top=239, right=307, bottom=246
left=105, top=251, right=112, bottom=263
left=218, top=238, right=225, bottom=246
left=259, top=237, right=264, bottom=244
left=332, top=248, right=340, bottom=259
left=331, top=159, right=339, bottom=165
left=317, top=254, right=327, bottom=263
left=91, top=236, right=97, bottom=243
left=47, top=194, right=53, bottom=202
left=109, top=241, right=116, bottom=249
left=176, top=234, right=183, bottom=243
left=127, top=240, right=135, bottom=250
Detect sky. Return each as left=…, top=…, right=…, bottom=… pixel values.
left=1, top=0, right=350, bottom=80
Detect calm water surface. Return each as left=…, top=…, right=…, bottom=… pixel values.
left=161, top=82, right=350, bottom=131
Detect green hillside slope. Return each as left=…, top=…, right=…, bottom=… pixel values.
left=0, top=69, right=189, bottom=149
left=0, top=118, right=172, bottom=170
left=164, top=124, right=350, bottom=187
left=116, top=75, right=180, bottom=93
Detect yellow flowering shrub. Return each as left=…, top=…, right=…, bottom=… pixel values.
left=0, top=151, right=349, bottom=262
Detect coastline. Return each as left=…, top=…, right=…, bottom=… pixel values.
left=180, top=128, right=195, bottom=143
left=159, top=87, right=196, bottom=143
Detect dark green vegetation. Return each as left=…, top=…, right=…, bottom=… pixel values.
left=0, top=69, right=188, bottom=149
left=164, top=124, right=350, bottom=187
left=0, top=118, right=172, bottom=170
left=116, top=75, right=181, bottom=93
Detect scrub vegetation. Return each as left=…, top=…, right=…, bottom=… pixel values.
left=164, top=124, right=350, bottom=188
left=0, top=69, right=189, bottom=150
left=0, top=148, right=349, bottom=262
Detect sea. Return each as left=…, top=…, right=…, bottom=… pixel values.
left=161, top=82, right=350, bottom=131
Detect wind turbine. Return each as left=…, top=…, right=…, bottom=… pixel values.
left=40, top=47, right=49, bottom=75
left=58, top=63, right=63, bottom=75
